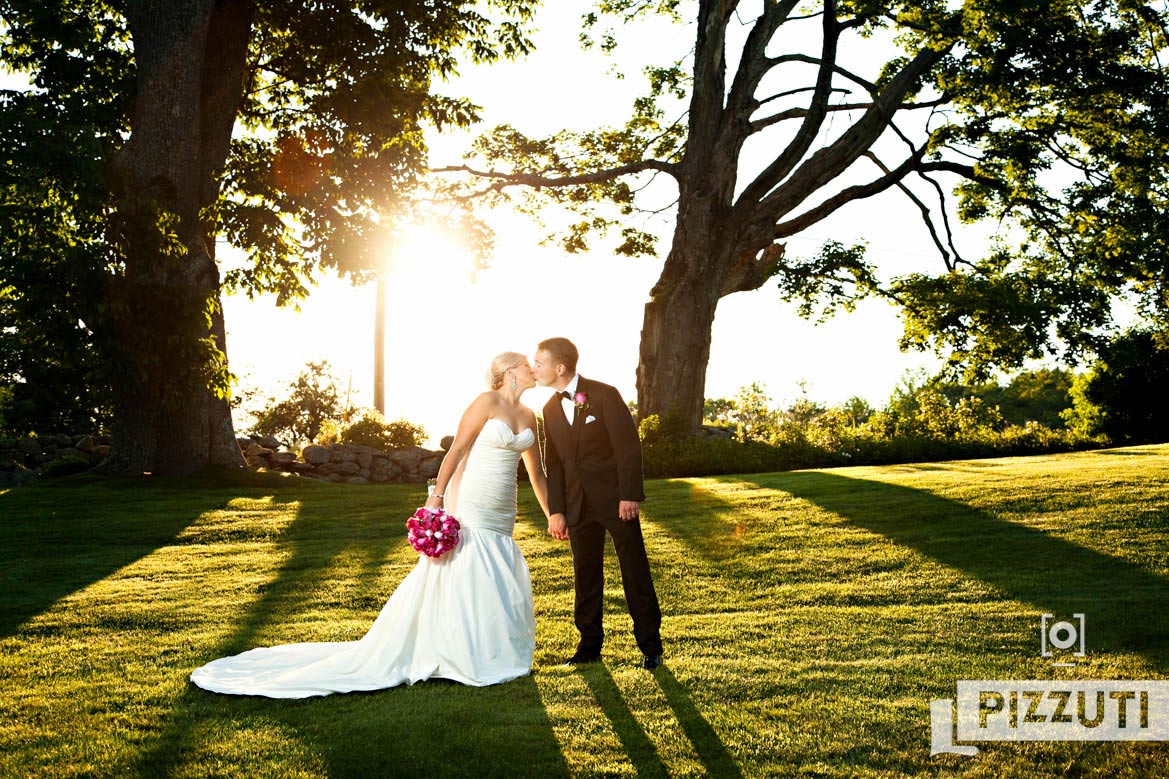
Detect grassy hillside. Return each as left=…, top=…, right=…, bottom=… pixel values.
left=2, top=446, right=1167, bottom=777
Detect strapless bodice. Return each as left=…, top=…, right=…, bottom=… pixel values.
left=449, top=418, right=533, bottom=534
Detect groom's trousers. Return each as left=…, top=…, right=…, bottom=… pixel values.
left=569, top=496, right=662, bottom=657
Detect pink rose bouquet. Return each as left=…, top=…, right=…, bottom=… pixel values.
left=407, top=507, right=461, bottom=558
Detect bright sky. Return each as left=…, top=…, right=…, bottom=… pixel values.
left=223, top=5, right=964, bottom=444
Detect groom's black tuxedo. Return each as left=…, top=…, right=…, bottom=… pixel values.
left=543, top=376, right=645, bottom=524
left=543, top=376, right=662, bottom=658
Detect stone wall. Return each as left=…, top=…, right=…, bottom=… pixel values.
left=239, top=435, right=447, bottom=485
left=0, top=432, right=447, bottom=487
left=0, top=434, right=110, bottom=488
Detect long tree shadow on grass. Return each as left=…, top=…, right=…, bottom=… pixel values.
left=0, top=477, right=233, bottom=638
left=640, top=478, right=774, bottom=602
left=134, top=482, right=571, bottom=778
left=142, top=675, right=571, bottom=779
left=746, top=471, right=1169, bottom=668
left=576, top=663, right=670, bottom=779
left=207, top=481, right=413, bottom=658
left=654, top=665, right=745, bottom=779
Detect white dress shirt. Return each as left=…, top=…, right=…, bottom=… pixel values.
left=560, top=373, right=580, bottom=426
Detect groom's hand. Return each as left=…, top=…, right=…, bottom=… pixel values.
left=618, top=500, right=640, bottom=522
left=547, top=513, right=569, bottom=541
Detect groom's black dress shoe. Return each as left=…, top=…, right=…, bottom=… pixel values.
left=565, top=651, right=602, bottom=665
left=641, top=654, right=663, bottom=671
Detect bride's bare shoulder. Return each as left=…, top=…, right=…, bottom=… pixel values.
left=465, top=391, right=503, bottom=418
left=471, top=390, right=501, bottom=407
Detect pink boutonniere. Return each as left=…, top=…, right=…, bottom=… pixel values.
left=573, top=391, right=590, bottom=414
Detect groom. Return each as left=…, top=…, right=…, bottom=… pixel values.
left=533, top=337, right=663, bottom=670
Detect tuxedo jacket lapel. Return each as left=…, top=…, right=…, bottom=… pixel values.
left=545, top=377, right=590, bottom=458
left=544, top=397, right=571, bottom=458
left=570, top=377, right=589, bottom=451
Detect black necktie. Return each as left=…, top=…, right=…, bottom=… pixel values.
left=557, top=391, right=572, bottom=401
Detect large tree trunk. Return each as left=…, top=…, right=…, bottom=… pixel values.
left=636, top=205, right=784, bottom=432
left=636, top=265, right=721, bottom=428
left=103, top=0, right=253, bottom=476
left=636, top=180, right=741, bottom=428
left=104, top=242, right=240, bottom=476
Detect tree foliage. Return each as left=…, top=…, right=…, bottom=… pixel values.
left=2, top=0, right=535, bottom=297
left=0, top=279, right=112, bottom=435
left=0, top=0, right=536, bottom=472
left=248, top=361, right=345, bottom=446
left=211, top=1, right=535, bottom=296
left=936, top=368, right=1073, bottom=429
left=0, top=4, right=128, bottom=435
left=1063, top=328, right=1169, bottom=444
left=438, top=0, right=1169, bottom=428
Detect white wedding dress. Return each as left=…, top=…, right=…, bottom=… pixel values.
left=190, top=418, right=537, bottom=697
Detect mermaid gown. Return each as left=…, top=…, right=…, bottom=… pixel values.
left=190, top=418, right=537, bottom=697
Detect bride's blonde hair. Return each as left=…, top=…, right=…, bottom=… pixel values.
left=487, top=352, right=526, bottom=390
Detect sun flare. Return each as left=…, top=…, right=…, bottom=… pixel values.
left=387, top=223, right=481, bottom=283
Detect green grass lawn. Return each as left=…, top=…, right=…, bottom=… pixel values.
left=2, top=445, right=1168, bottom=778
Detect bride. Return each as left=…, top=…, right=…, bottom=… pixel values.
left=190, top=352, right=551, bottom=697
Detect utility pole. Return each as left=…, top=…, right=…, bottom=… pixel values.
left=374, top=274, right=386, bottom=415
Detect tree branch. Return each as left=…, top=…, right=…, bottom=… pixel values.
left=754, top=84, right=852, bottom=109
left=763, top=53, right=878, bottom=95
left=685, top=0, right=737, bottom=156
left=917, top=159, right=1003, bottom=191
left=757, top=43, right=950, bottom=216
left=432, top=159, right=679, bottom=191
left=634, top=196, right=681, bottom=217
left=773, top=144, right=928, bottom=237
left=919, top=168, right=972, bottom=269
left=750, top=98, right=868, bottom=131
left=876, top=107, right=972, bottom=271
left=735, top=0, right=842, bottom=207
left=724, top=0, right=802, bottom=122
left=865, top=151, right=956, bottom=270
left=751, top=94, right=948, bottom=132
left=720, top=241, right=785, bottom=296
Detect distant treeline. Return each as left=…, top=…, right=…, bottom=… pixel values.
left=638, top=331, right=1169, bottom=477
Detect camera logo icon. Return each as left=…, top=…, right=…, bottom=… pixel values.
left=1040, top=613, right=1085, bottom=661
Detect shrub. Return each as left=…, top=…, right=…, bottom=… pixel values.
left=731, top=382, right=783, bottom=442
left=996, top=421, right=1095, bottom=455
left=0, top=385, right=11, bottom=433
left=765, top=420, right=833, bottom=466
left=643, top=437, right=790, bottom=478
left=638, top=410, right=691, bottom=445
left=634, top=375, right=1104, bottom=479
left=341, top=409, right=427, bottom=451
left=638, top=414, right=661, bottom=444
left=249, top=361, right=344, bottom=446
left=40, top=452, right=92, bottom=478
left=315, top=418, right=342, bottom=446
left=639, top=417, right=1099, bottom=479
left=703, top=397, right=734, bottom=425
left=939, top=369, right=1073, bottom=428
